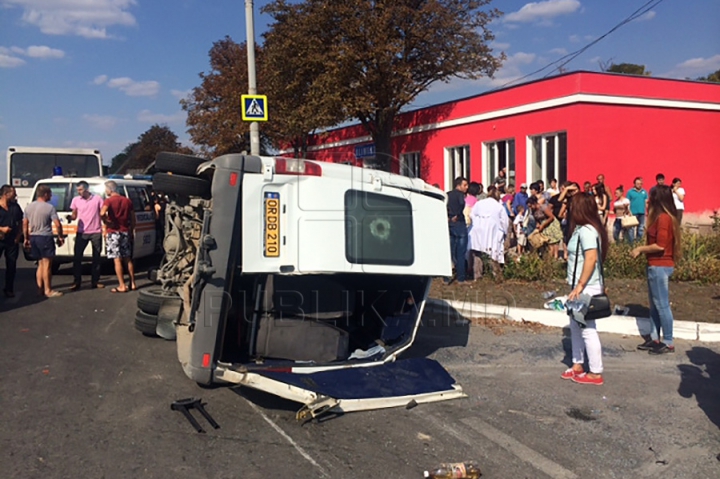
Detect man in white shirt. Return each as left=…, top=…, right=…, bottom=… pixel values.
left=671, top=178, right=685, bottom=223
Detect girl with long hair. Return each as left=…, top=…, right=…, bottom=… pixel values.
left=632, top=185, right=682, bottom=354
left=561, top=193, right=609, bottom=385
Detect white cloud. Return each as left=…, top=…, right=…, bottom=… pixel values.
left=635, top=10, right=656, bottom=22
left=170, top=89, right=192, bottom=100
left=549, top=47, right=568, bottom=55
left=25, top=45, right=65, bottom=58
left=0, top=44, right=64, bottom=66
left=589, top=56, right=602, bottom=64
left=1, top=0, right=137, bottom=39
left=93, top=74, right=108, bottom=85
left=662, top=54, right=720, bottom=78
left=104, top=76, right=160, bottom=96
left=504, top=0, right=581, bottom=23
left=0, top=49, right=26, bottom=68
left=569, top=34, right=580, bottom=43
left=137, top=109, right=186, bottom=124
left=82, top=114, right=121, bottom=130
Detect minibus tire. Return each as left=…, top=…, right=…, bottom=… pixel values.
left=155, top=152, right=206, bottom=176
left=152, top=172, right=211, bottom=199
left=137, top=288, right=181, bottom=315
left=135, top=309, right=158, bottom=337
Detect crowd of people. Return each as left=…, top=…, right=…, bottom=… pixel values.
left=446, top=169, right=684, bottom=384
left=0, top=180, right=139, bottom=299
left=445, top=169, right=686, bottom=283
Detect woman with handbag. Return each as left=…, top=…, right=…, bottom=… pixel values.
left=528, top=196, right=563, bottom=259
left=561, top=193, right=610, bottom=385
left=612, top=186, right=635, bottom=243
left=631, top=185, right=682, bottom=355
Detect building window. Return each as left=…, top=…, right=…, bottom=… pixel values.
left=484, top=139, right=515, bottom=188
left=444, top=145, right=470, bottom=190
left=400, top=152, right=421, bottom=178
left=529, top=132, right=567, bottom=185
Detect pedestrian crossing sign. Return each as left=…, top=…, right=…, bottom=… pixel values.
left=241, top=94, right=268, bottom=121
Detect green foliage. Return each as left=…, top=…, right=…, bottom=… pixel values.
left=604, top=62, right=651, bottom=76
left=696, top=69, right=720, bottom=83
left=503, top=229, right=720, bottom=284
left=503, top=253, right=564, bottom=282
left=604, top=241, right=647, bottom=280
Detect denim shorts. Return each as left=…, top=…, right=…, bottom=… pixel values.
left=30, top=235, right=56, bottom=259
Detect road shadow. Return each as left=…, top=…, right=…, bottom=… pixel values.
left=229, top=385, right=302, bottom=414
left=678, top=347, right=720, bottom=429
left=404, top=302, right=470, bottom=359
left=0, top=263, right=49, bottom=313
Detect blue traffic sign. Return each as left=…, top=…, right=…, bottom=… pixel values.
left=241, top=94, right=268, bottom=121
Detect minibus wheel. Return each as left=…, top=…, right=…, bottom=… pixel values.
left=138, top=287, right=181, bottom=315
left=155, top=152, right=206, bottom=176
left=134, top=309, right=158, bottom=337
left=152, top=172, right=211, bottom=199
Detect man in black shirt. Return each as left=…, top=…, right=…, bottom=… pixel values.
left=0, top=185, right=24, bottom=297
left=446, top=176, right=469, bottom=283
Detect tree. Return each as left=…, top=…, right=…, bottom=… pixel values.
left=600, top=61, right=651, bottom=76
left=182, top=37, right=263, bottom=157
left=696, top=69, right=720, bottom=83
left=109, top=142, right=138, bottom=174
left=117, top=125, right=192, bottom=173
left=262, top=16, right=346, bottom=157
left=262, top=0, right=503, bottom=169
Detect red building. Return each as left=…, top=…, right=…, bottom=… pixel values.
left=301, top=71, right=720, bottom=224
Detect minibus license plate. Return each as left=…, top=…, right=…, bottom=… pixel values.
left=264, top=192, right=280, bottom=257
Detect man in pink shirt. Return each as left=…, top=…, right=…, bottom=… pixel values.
left=69, top=181, right=105, bottom=290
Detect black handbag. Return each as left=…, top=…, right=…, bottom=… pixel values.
left=571, top=230, right=612, bottom=320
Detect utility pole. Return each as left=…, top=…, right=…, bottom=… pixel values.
left=245, top=0, right=260, bottom=155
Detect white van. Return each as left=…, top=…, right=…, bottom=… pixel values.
left=139, top=152, right=464, bottom=420
left=29, top=177, right=157, bottom=266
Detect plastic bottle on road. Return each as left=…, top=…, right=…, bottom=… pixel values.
left=423, top=462, right=482, bottom=478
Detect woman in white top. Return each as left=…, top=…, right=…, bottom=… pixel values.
left=671, top=178, right=685, bottom=224
left=561, top=193, right=609, bottom=385
left=612, top=186, right=633, bottom=243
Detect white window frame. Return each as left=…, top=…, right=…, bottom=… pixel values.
left=482, top=139, right=515, bottom=188
left=399, top=152, right=421, bottom=178
left=526, top=132, right=567, bottom=186
left=443, top=145, right=470, bottom=191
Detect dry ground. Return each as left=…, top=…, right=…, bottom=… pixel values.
left=430, top=277, right=720, bottom=324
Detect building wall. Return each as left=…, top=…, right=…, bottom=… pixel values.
left=304, top=72, right=720, bottom=223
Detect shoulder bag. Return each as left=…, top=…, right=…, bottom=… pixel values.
left=621, top=214, right=639, bottom=229
left=572, top=229, right=612, bottom=320
left=528, top=230, right=549, bottom=249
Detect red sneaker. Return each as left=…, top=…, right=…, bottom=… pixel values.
left=571, top=373, right=604, bottom=386
left=561, top=368, right=582, bottom=380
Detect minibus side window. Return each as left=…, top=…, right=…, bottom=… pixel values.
left=126, top=187, right=146, bottom=212
left=344, top=190, right=414, bottom=266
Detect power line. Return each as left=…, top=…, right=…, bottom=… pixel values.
left=499, top=0, right=668, bottom=88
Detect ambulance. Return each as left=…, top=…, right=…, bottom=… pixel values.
left=141, top=152, right=465, bottom=420
left=28, top=177, right=157, bottom=268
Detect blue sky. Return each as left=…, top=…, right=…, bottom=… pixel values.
left=1, top=0, right=719, bottom=181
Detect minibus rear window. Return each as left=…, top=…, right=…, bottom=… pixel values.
left=344, top=190, right=414, bottom=266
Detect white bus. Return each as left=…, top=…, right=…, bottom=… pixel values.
left=6, top=146, right=104, bottom=208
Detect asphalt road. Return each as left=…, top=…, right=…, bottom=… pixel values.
left=1, top=257, right=719, bottom=478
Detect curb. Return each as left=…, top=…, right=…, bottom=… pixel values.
left=426, top=298, right=720, bottom=343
